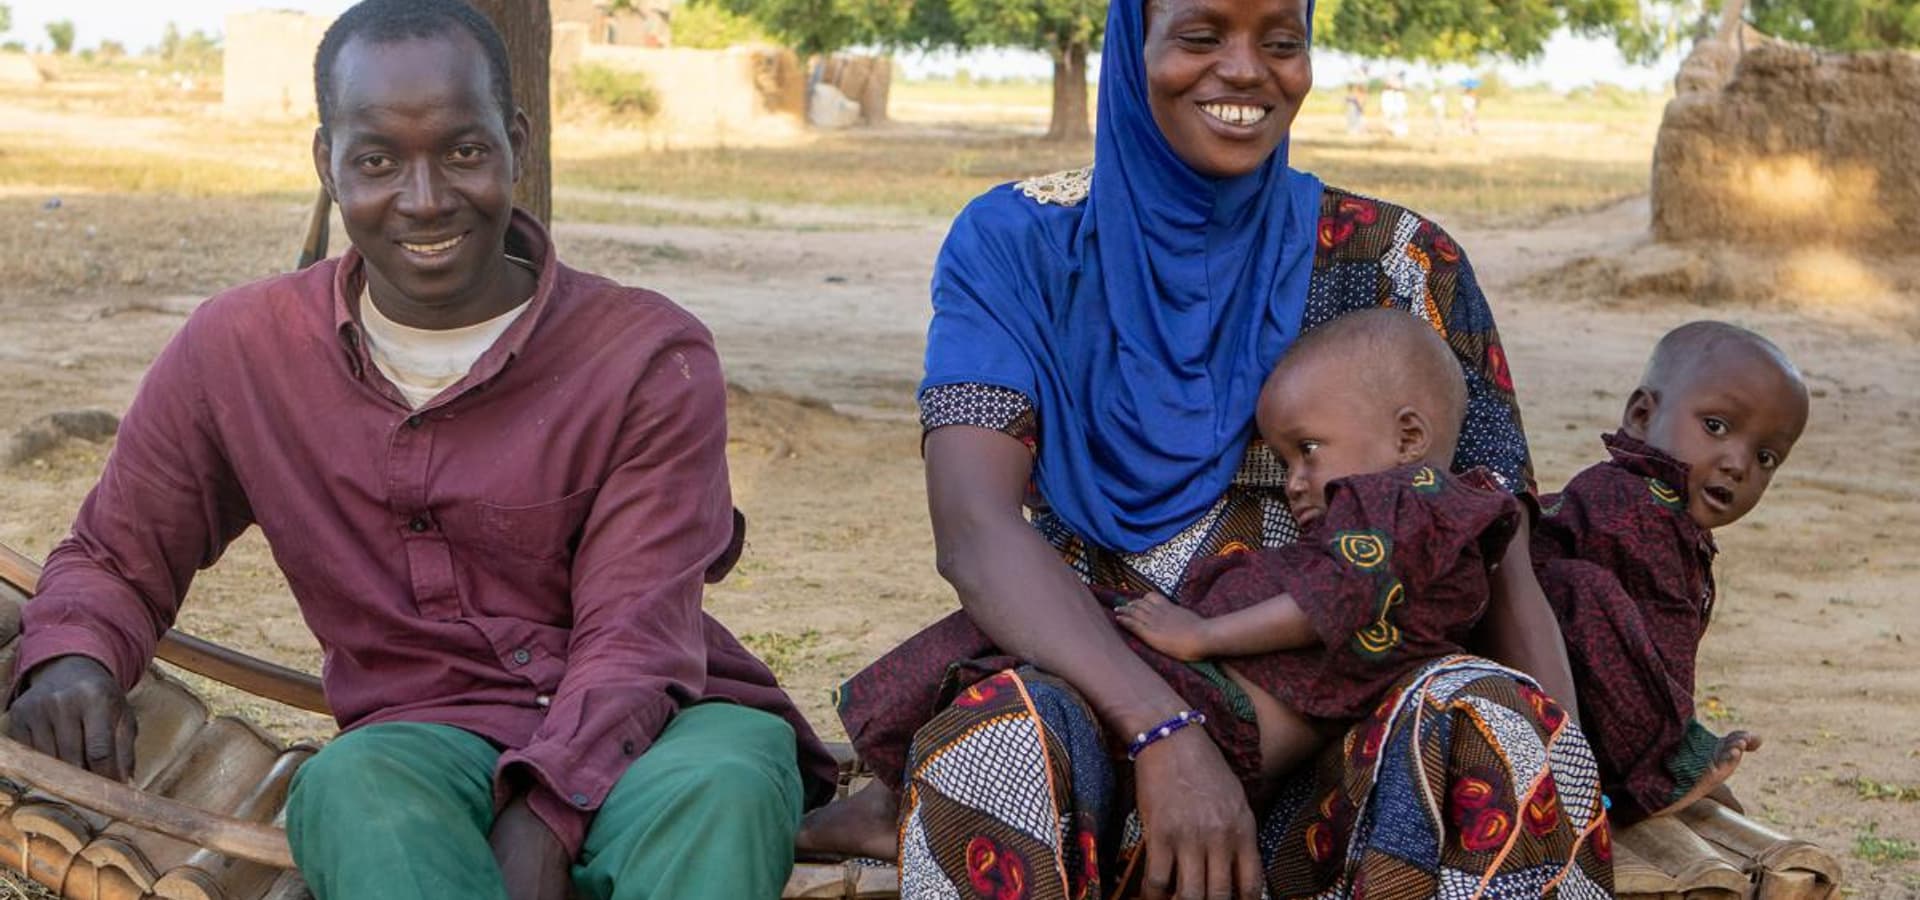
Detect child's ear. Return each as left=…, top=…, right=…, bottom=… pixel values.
left=1621, top=387, right=1658, bottom=440
left=1394, top=406, right=1433, bottom=464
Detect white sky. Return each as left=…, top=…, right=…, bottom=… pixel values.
left=3, top=0, right=1682, bottom=92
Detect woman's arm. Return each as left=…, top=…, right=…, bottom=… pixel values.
left=1477, top=515, right=1580, bottom=717
left=925, top=425, right=1262, bottom=900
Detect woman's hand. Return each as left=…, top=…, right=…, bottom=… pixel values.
left=1133, top=728, right=1263, bottom=900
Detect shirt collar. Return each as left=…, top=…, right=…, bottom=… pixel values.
left=331, top=209, right=561, bottom=396
left=1601, top=430, right=1718, bottom=554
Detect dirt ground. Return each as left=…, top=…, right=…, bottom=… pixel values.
left=1, top=100, right=1917, bottom=895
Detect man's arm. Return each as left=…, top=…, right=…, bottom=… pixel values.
left=491, top=321, right=728, bottom=860
left=8, top=314, right=253, bottom=777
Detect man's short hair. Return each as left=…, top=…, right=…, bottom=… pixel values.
left=313, top=0, right=515, bottom=138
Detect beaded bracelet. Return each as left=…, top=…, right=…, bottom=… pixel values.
left=1126, top=710, right=1207, bottom=760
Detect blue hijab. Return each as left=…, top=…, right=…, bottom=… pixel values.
left=922, top=0, right=1324, bottom=553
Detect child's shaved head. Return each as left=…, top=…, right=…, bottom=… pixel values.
left=1270, top=308, right=1469, bottom=457
left=1256, top=309, right=1473, bottom=528
left=1641, top=321, right=1805, bottom=402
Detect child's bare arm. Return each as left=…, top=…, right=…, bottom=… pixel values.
left=1117, top=591, right=1318, bottom=661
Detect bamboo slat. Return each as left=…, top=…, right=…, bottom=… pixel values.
left=1681, top=799, right=1840, bottom=900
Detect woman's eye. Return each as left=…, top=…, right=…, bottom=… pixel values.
left=1702, top=416, right=1729, bottom=436
left=1177, top=32, right=1221, bottom=47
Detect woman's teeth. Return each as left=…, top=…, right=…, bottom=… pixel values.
left=1200, top=103, right=1269, bottom=126
left=402, top=235, right=464, bottom=254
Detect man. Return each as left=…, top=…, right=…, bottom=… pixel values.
left=3, top=2, right=834, bottom=897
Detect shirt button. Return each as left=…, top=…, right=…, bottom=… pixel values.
left=511, top=648, right=532, bottom=666
left=408, top=516, right=430, bottom=533
left=406, top=414, right=423, bottom=429
left=571, top=793, right=590, bottom=807
left=535, top=694, right=551, bottom=708
left=621, top=740, right=636, bottom=755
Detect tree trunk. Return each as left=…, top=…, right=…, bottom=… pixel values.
left=1045, top=38, right=1091, bottom=142
left=466, top=0, right=552, bottom=225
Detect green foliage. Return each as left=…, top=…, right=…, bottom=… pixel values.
left=1751, top=0, right=1920, bottom=50
left=0, top=4, right=11, bottom=36
left=156, top=22, right=222, bottom=72
left=1854, top=822, right=1918, bottom=864
left=570, top=64, right=662, bottom=118
left=671, top=3, right=768, bottom=48
left=96, top=40, right=125, bottom=60
left=1839, top=775, right=1920, bottom=802
left=1322, top=0, right=1920, bottom=64
left=45, top=19, right=74, bottom=55
left=1319, top=0, right=1636, bottom=63
left=933, top=0, right=1105, bottom=55
left=691, top=0, right=906, bottom=55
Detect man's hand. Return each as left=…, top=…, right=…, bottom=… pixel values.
left=5, top=655, right=136, bottom=781
left=489, top=796, right=573, bottom=900
left=1132, top=727, right=1263, bottom=900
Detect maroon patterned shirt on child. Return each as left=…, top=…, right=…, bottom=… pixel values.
left=1532, top=431, right=1721, bottom=824
left=13, top=211, right=836, bottom=855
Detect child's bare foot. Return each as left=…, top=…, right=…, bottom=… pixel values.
left=1654, top=730, right=1762, bottom=817
left=795, top=780, right=901, bottom=861
left=1115, top=592, right=1211, bottom=661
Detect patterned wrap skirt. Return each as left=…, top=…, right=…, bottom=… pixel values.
left=897, top=657, right=1613, bottom=899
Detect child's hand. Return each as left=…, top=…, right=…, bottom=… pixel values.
left=1115, top=592, right=1213, bottom=662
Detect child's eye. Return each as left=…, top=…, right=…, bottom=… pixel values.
left=1299, top=440, right=1321, bottom=456
left=1757, top=449, right=1781, bottom=469
left=1702, top=416, right=1729, bottom=436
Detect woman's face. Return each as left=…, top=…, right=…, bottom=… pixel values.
left=1144, top=0, right=1312, bottom=179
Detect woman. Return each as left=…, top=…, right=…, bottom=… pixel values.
left=844, top=0, right=1612, bottom=896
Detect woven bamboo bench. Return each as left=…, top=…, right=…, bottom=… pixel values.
left=0, top=546, right=1839, bottom=899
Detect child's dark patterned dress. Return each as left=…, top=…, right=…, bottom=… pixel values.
left=1532, top=431, right=1724, bottom=824
left=837, top=463, right=1520, bottom=794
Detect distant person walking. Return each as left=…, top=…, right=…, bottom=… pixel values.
left=1428, top=88, right=1447, bottom=135
left=1461, top=84, right=1482, bottom=135
left=1381, top=74, right=1409, bottom=137
left=1344, top=82, right=1367, bottom=134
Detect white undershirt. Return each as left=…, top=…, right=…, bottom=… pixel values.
left=359, top=284, right=533, bottom=410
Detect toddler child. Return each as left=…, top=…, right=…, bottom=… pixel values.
left=1532, top=321, right=1809, bottom=824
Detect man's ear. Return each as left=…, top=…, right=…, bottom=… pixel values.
left=311, top=127, right=337, bottom=203
left=1394, top=406, right=1433, bottom=465
left=508, top=107, right=531, bottom=185
left=1621, top=387, right=1658, bottom=440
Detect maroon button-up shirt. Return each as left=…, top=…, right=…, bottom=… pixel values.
left=17, top=211, right=836, bottom=854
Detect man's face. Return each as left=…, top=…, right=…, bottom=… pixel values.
left=1256, top=358, right=1409, bottom=530
left=1625, top=351, right=1809, bottom=531
left=314, top=29, right=525, bottom=319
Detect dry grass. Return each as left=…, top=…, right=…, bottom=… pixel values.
left=1, top=70, right=1665, bottom=232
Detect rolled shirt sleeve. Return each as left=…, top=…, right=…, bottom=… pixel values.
left=494, top=323, right=732, bottom=855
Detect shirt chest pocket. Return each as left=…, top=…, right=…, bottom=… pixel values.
left=445, top=486, right=601, bottom=563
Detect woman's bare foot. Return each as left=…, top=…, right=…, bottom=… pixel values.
left=1653, top=730, right=1762, bottom=817
left=795, top=780, right=901, bottom=861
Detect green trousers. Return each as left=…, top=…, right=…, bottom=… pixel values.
left=285, top=703, right=804, bottom=900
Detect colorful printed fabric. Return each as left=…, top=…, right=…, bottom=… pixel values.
left=837, top=465, right=1520, bottom=794
left=917, top=184, right=1531, bottom=601
left=1532, top=432, right=1722, bottom=824
left=897, top=661, right=1612, bottom=900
